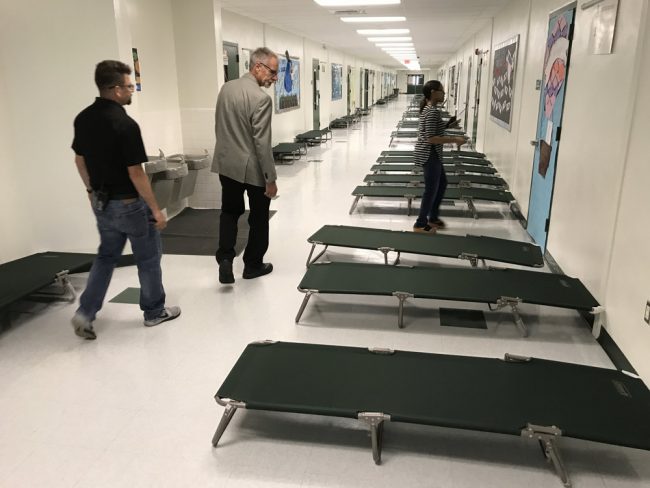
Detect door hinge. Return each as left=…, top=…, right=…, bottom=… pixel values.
left=555, top=126, right=561, bottom=141
left=545, top=218, right=550, bottom=232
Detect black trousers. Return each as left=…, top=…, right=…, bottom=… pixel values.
left=215, top=175, right=270, bottom=268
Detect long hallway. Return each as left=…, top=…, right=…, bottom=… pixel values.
left=1, top=96, right=647, bottom=488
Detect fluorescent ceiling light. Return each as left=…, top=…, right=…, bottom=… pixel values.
left=375, top=42, right=413, bottom=47
left=382, top=47, right=416, bottom=52
left=341, top=16, right=406, bottom=23
left=367, top=37, right=411, bottom=42
left=314, top=0, right=400, bottom=6
left=357, top=28, right=409, bottom=35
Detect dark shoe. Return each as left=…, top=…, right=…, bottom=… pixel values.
left=413, top=224, right=436, bottom=234
left=143, top=306, right=181, bottom=327
left=428, top=219, right=446, bottom=229
left=243, top=263, right=273, bottom=279
left=219, top=260, right=235, bottom=284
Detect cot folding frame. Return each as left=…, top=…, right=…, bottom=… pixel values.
left=295, top=261, right=602, bottom=336
left=211, top=341, right=648, bottom=488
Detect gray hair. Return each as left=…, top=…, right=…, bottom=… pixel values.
left=250, top=47, right=277, bottom=70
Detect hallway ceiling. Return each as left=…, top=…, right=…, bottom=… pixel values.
left=218, top=0, right=510, bottom=70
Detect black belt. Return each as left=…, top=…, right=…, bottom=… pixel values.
left=109, top=192, right=139, bottom=200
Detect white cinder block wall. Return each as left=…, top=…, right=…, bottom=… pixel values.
left=438, top=0, right=650, bottom=383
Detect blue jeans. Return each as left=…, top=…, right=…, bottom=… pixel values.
left=77, top=198, right=165, bottom=322
left=415, top=149, right=448, bottom=227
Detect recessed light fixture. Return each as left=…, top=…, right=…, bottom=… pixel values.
left=314, top=0, right=400, bottom=6
left=367, top=37, right=412, bottom=42
left=341, top=16, right=406, bottom=23
left=375, top=43, right=413, bottom=47
left=356, top=28, right=410, bottom=35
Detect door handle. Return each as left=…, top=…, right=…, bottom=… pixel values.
left=530, top=140, right=539, bottom=147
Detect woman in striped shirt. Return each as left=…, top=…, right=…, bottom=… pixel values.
left=413, top=80, right=467, bottom=233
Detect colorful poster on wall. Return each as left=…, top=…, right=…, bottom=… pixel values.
left=490, top=35, right=519, bottom=131
left=132, top=48, right=142, bottom=91
left=275, top=57, right=300, bottom=113
left=331, top=63, right=343, bottom=100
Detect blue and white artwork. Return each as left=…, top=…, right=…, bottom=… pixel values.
left=275, top=57, right=300, bottom=113
left=331, top=63, right=343, bottom=101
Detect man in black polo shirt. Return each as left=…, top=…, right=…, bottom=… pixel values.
left=70, top=60, right=180, bottom=340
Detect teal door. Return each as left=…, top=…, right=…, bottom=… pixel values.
left=527, top=5, right=575, bottom=250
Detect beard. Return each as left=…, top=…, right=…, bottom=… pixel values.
left=125, top=96, right=132, bottom=105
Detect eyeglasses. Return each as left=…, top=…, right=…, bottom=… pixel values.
left=258, top=62, right=278, bottom=77
left=110, top=84, right=135, bottom=91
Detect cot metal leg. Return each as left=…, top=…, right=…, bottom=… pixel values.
left=31, top=270, right=77, bottom=302
left=349, top=195, right=361, bottom=215
left=522, top=424, right=571, bottom=487
left=378, top=247, right=396, bottom=265
left=358, top=413, right=391, bottom=465
left=392, top=291, right=413, bottom=328
left=407, top=198, right=412, bottom=216
left=496, top=296, right=527, bottom=337
left=306, top=243, right=328, bottom=267
left=590, top=306, right=606, bottom=339
left=394, top=251, right=401, bottom=265
left=212, top=398, right=246, bottom=447
left=295, top=289, right=318, bottom=323
left=465, top=197, right=479, bottom=219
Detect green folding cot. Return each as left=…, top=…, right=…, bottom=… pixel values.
left=381, top=149, right=486, bottom=159
left=371, top=164, right=498, bottom=175
left=0, top=252, right=96, bottom=321
left=306, top=225, right=543, bottom=268
left=363, top=173, right=507, bottom=188
left=296, top=261, right=600, bottom=335
left=349, top=185, right=514, bottom=218
left=272, top=142, right=307, bottom=163
left=376, top=155, right=493, bottom=166
left=213, top=341, right=649, bottom=487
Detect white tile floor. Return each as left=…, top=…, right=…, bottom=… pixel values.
left=1, top=96, right=649, bottom=487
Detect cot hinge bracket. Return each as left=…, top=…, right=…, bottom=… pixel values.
left=368, top=347, right=395, bottom=355
left=521, top=423, right=571, bottom=487
left=392, top=291, right=414, bottom=329
left=458, top=252, right=485, bottom=268
left=295, top=289, right=320, bottom=323
left=212, top=397, right=247, bottom=448
left=358, top=412, right=391, bottom=465
left=590, top=306, right=605, bottom=339
left=458, top=180, right=472, bottom=188
left=496, top=296, right=528, bottom=337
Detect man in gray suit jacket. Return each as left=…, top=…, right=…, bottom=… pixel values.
left=212, top=47, right=279, bottom=284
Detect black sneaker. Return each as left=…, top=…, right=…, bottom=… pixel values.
left=219, top=259, right=235, bottom=284
left=242, top=263, right=273, bottom=279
